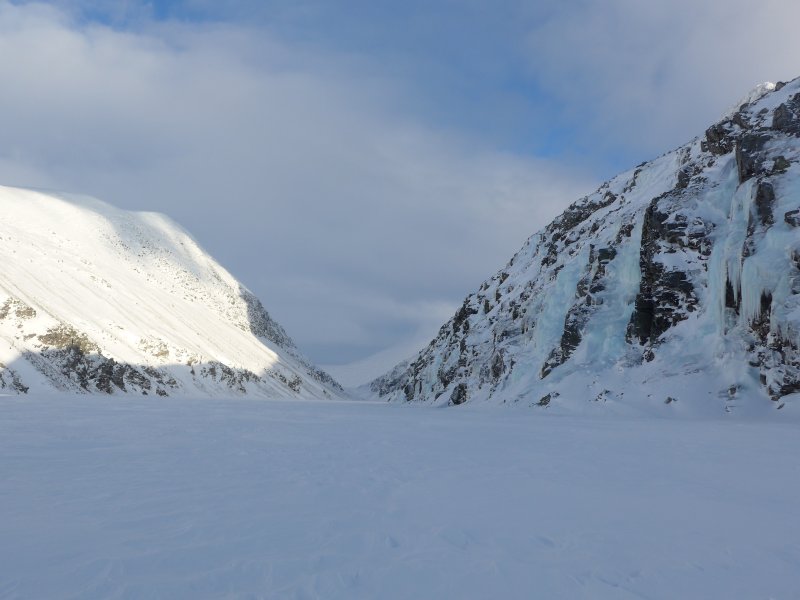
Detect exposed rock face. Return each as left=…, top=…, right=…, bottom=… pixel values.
left=0, top=188, right=343, bottom=398
left=772, top=97, right=800, bottom=135
left=369, top=78, right=800, bottom=412
left=626, top=194, right=703, bottom=348
left=240, top=288, right=343, bottom=392
left=786, top=209, right=800, bottom=227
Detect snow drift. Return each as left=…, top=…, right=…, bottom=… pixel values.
left=0, top=186, right=342, bottom=399
left=369, top=78, right=800, bottom=414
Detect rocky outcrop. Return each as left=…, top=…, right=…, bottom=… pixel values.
left=241, top=287, right=343, bottom=392
left=772, top=97, right=800, bottom=135
left=0, top=362, right=28, bottom=393
left=785, top=209, right=800, bottom=227
left=626, top=195, right=702, bottom=350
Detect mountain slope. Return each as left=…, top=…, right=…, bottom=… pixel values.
left=369, top=78, right=800, bottom=414
left=0, top=186, right=342, bottom=398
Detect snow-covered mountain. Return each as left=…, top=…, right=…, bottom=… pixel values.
left=0, top=186, right=343, bottom=398
left=368, top=78, right=800, bottom=414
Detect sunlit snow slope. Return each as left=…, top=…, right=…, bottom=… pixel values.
left=370, top=78, right=800, bottom=414
left=0, top=186, right=343, bottom=398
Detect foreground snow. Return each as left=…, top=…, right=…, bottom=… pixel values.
left=1, top=396, right=799, bottom=599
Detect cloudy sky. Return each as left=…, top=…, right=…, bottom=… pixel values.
left=1, top=0, right=798, bottom=384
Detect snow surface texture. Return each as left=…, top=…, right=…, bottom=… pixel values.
left=0, top=186, right=342, bottom=398
left=369, top=78, right=800, bottom=413
left=1, top=396, right=799, bottom=599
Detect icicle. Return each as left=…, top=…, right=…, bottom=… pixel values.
left=739, top=258, right=772, bottom=324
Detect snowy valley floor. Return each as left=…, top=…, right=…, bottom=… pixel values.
left=1, top=396, right=799, bottom=599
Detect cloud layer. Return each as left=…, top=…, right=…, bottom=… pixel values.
left=525, top=0, right=800, bottom=165
left=0, top=2, right=592, bottom=370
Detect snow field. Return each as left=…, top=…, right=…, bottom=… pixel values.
left=1, top=396, right=799, bottom=599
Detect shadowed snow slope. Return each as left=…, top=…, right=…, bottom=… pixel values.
left=369, top=78, right=800, bottom=415
left=0, top=185, right=342, bottom=399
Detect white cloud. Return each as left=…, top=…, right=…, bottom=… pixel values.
left=526, top=0, right=800, bottom=159
left=0, top=1, right=594, bottom=372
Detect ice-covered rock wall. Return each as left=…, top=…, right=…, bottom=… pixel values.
left=369, top=78, right=800, bottom=413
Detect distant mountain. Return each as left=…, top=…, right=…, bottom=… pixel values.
left=368, top=78, right=800, bottom=414
left=0, top=186, right=342, bottom=398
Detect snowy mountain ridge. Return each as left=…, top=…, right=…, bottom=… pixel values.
left=368, top=78, right=800, bottom=415
left=0, top=186, right=342, bottom=398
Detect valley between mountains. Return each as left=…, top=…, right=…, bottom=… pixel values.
left=4, top=80, right=800, bottom=417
